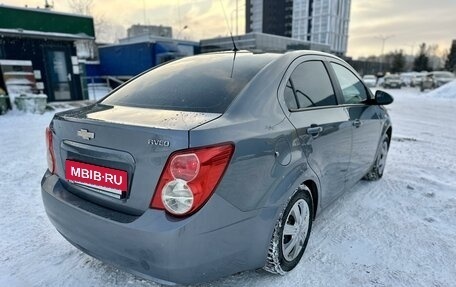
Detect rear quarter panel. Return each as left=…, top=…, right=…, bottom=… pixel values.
left=190, top=54, right=321, bottom=213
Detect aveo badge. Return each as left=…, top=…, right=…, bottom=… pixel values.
left=148, top=139, right=170, bottom=147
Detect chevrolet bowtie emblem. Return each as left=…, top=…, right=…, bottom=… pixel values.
left=77, top=129, right=95, bottom=140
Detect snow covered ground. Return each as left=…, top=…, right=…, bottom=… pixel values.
left=0, top=87, right=455, bottom=286
left=425, top=79, right=456, bottom=99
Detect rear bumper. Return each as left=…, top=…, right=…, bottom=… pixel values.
left=41, top=172, right=277, bottom=285
left=421, top=82, right=433, bottom=88
left=384, top=83, right=400, bottom=88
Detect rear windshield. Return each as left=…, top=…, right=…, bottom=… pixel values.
left=102, top=53, right=278, bottom=113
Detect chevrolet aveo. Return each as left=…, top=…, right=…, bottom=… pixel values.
left=41, top=51, right=393, bottom=285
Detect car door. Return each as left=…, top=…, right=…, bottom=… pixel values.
left=328, top=61, right=383, bottom=186
left=280, top=57, right=352, bottom=208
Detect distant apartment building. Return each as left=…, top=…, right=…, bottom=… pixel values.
left=127, top=24, right=172, bottom=38
left=246, top=0, right=293, bottom=37
left=200, top=32, right=330, bottom=54
left=246, top=0, right=351, bottom=55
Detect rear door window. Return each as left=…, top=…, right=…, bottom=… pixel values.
left=102, top=53, right=278, bottom=113
left=284, top=60, right=337, bottom=110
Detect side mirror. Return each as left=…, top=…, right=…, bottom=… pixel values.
left=374, top=90, right=394, bottom=105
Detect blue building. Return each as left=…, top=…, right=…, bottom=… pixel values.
left=85, top=36, right=199, bottom=94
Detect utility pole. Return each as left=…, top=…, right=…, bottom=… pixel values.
left=375, top=34, right=394, bottom=73
left=236, top=0, right=239, bottom=36
left=177, top=25, right=188, bottom=39
left=377, top=34, right=394, bottom=56
left=406, top=43, right=415, bottom=56
left=143, top=0, right=147, bottom=25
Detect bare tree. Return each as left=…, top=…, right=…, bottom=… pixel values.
left=67, top=0, right=117, bottom=43
left=93, top=14, right=109, bottom=43
left=67, top=0, right=93, bottom=15
left=426, top=44, right=445, bottom=71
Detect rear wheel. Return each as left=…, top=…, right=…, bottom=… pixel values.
left=264, top=187, right=313, bottom=274
left=364, top=134, right=389, bottom=181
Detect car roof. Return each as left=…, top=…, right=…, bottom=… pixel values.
left=203, top=49, right=344, bottom=63
left=187, top=50, right=282, bottom=64
left=431, top=71, right=454, bottom=76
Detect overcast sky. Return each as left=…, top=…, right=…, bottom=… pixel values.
left=1, top=0, right=455, bottom=58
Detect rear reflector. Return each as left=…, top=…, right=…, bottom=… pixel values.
left=151, top=143, right=234, bottom=216
left=45, top=127, right=55, bottom=174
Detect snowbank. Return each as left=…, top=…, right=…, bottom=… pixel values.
left=425, top=80, right=456, bottom=99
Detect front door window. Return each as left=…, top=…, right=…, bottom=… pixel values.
left=331, top=63, right=368, bottom=104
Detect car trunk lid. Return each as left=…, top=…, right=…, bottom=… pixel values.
left=51, top=104, right=220, bottom=215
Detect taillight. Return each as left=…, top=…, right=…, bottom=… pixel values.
left=151, top=143, right=234, bottom=216
left=45, top=127, right=55, bottom=174
left=170, top=154, right=200, bottom=181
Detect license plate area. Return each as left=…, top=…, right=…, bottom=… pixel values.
left=65, top=160, right=128, bottom=199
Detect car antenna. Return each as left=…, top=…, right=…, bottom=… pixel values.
left=219, top=0, right=238, bottom=78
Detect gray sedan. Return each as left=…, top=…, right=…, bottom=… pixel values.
left=41, top=50, right=393, bottom=285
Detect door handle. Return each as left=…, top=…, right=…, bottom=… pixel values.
left=67, top=73, right=72, bottom=82
left=307, top=126, right=323, bottom=137
left=353, top=119, right=362, bottom=128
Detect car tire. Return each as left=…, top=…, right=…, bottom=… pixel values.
left=264, top=186, right=313, bottom=275
left=364, top=134, right=390, bottom=181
